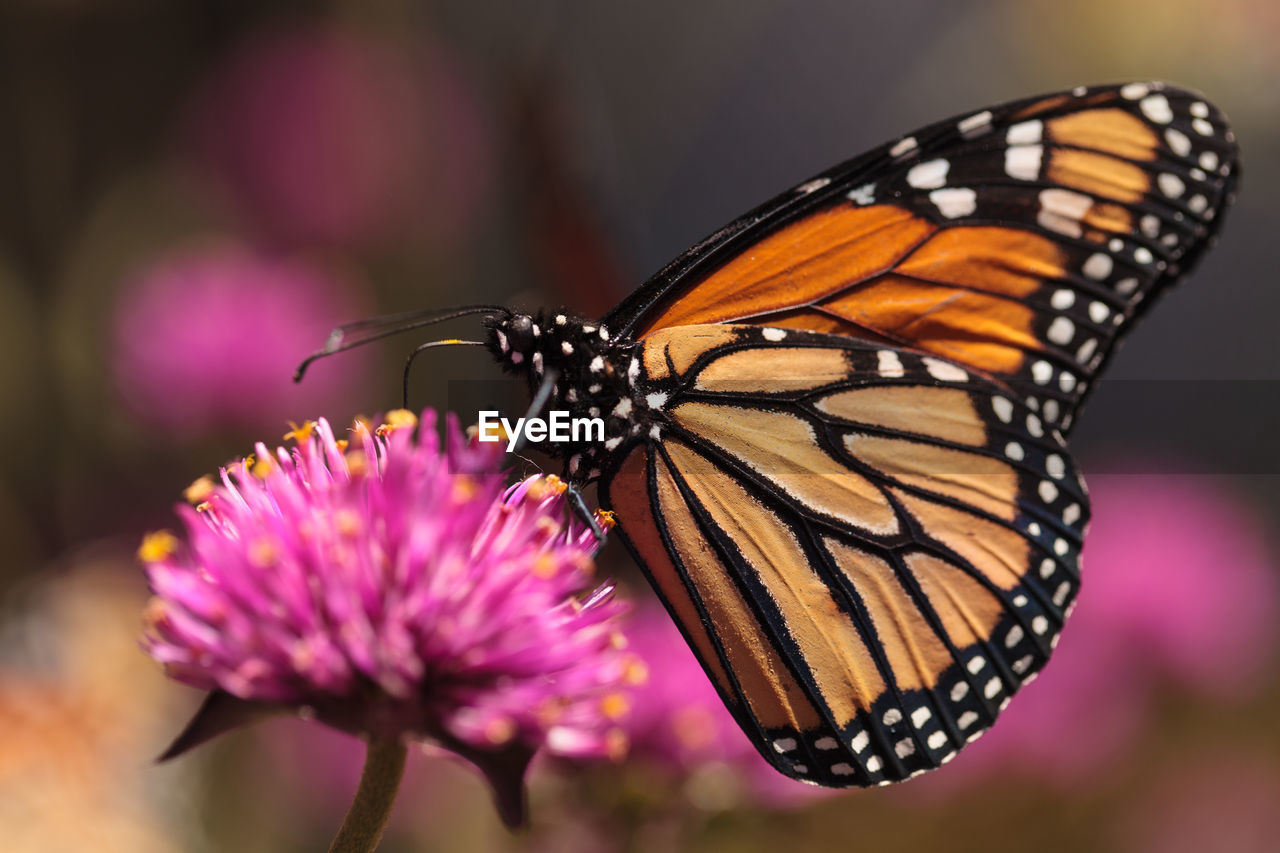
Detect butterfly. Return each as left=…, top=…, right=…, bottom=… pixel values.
left=303, top=82, right=1238, bottom=787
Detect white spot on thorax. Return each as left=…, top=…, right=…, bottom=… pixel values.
left=561, top=341, right=574, bottom=355
left=612, top=398, right=633, bottom=418
left=589, top=356, right=605, bottom=373
left=646, top=392, right=668, bottom=409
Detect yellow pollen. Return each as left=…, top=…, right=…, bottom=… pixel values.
left=609, top=630, right=628, bottom=650
left=451, top=475, right=478, bottom=503
left=138, top=530, right=179, bottom=563
left=485, top=717, right=516, bottom=745
left=195, top=501, right=213, bottom=513
left=252, top=456, right=274, bottom=478
left=241, top=453, right=255, bottom=472
left=335, top=509, right=362, bottom=537
left=596, top=510, right=618, bottom=530
left=600, top=692, right=630, bottom=720
left=284, top=420, right=317, bottom=444
left=183, top=476, right=216, bottom=504
left=248, top=539, right=277, bottom=568
left=378, top=409, right=418, bottom=435
left=622, top=656, right=650, bottom=686
left=345, top=450, right=367, bottom=476
left=532, top=553, right=558, bottom=579
left=605, top=728, right=629, bottom=761
left=335, top=439, right=349, bottom=453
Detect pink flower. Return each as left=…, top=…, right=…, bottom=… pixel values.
left=181, top=27, right=492, bottom=250
left=140, top=411, right=634, bottom=824
left=112, top=240, right=370, bottom=435
left=909, top=473, right=1278, bottom=792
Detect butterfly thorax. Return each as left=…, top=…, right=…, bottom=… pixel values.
left=485, top=310, right=651, bottom=480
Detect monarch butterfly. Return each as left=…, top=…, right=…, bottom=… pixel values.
left=303, top=82, right=1238, bottom=787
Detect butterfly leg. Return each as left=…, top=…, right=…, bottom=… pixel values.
left=564, top=483, right=607, bottom=548
left=507, top=367, right=560, bottom=454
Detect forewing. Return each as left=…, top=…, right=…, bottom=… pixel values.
left=605, top=83, right=1238, bottom=431
left=601, top=324, right=1087, bottom=786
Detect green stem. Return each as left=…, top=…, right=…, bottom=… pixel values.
left=328, top=737, right=409, bottom=853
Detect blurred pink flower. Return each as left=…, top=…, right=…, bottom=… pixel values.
left=618, top=599, right=829, bottom=806
left=182, top=26, right=492, bottom=250
left=111, top=240, right=368, bottom=434
left=910, top=473, right=1278, bottom=792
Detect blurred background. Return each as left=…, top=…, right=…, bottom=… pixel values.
left=1, top=1, right=1278, bottom=851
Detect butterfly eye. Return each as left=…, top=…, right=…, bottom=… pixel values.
left=507, top=315, right=536, bottom=354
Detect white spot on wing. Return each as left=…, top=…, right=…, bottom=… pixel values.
left=761, top=327, right=787, bottom=342
left=795, top=177, right=831, bottom=194
left=1005, top=145, right=1042, bottom=181
left=1038, top=188, right=1092, bottom=238
left=889, top=136, right=918, bottom=158
left=1006, top=119, right=1043, bottom=145
left=907, top=159, right=950, bottom=189
left=1139, top=94, right=1173, bottom=124
left=958, top=110, right=993, bottom=135
left=923, top=357, right=967, bottom=382
left=877, top=350, right=905, bottom=378
left=929, top=187, right=977, bottom=218
left=1082, top=253, right=1113, bottom=280
left=848, top=183, right=876, bottom=205
left=1047, top=316, right=1075, bottom=345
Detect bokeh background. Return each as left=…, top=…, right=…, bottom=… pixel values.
left=1, top=1, right=1278, bottom=851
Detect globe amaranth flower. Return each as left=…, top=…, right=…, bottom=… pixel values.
left=139, top=410, right=638, bottom=829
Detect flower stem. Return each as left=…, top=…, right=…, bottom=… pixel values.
left=328, top=737, right=408, bottom=853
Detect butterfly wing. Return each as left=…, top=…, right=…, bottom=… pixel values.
left=601, top=324, right=1085, bottom=785
left=603, top=82, right=1238, bottom=431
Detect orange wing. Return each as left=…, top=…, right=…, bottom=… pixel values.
left=601, top=324, right=1085, bottom=786
left=604, top=83, right=1238, bottom=431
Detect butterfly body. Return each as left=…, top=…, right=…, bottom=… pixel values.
left=478, top=82, right=1238, bottom=787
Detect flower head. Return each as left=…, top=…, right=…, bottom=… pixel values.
left=140, top=410, right=632, bottom=824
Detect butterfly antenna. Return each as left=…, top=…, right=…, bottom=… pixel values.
left=401, top=339, right=487, bottom=408
left=294, top=304, right=509, bottom=382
